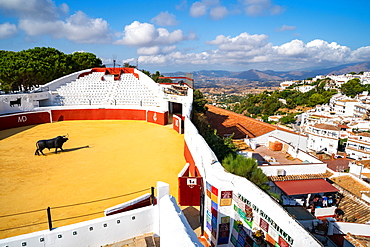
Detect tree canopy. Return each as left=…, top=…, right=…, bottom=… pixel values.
left=340, top=78, right=364, bottom=98
left=222, top=153, right=269, bottom=191
left=0, top=47, right=103, bottom=93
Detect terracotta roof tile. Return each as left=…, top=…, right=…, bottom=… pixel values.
left=269, top=172, right=331, bottom=181
left=358, top=132, right=370, bottom=137
left=206, top=105, right=293, bottom=139
left=313, top=123, right=341, bottom=131
left=322, top=158, right=351, bottom=171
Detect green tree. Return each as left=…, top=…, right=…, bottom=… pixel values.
left=222, top=154, right=269, bottom=191
left=340, top=78, right=364, bottom=98
left=0, top=47, right=103, bottom=92
left=193, top=90, right=208, bottom=114
left=308, top=93, right=325, bottom=106
left=280, top=114, right=296, bottom=124
left=71, top=52, right=103, bottom=70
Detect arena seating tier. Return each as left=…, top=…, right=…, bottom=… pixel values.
left=54, top=71, right=158, bottom=107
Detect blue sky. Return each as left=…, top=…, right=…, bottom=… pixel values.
left=0, top=0, right=369, bottom=73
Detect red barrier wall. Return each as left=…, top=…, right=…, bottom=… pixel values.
left=0, top=111, right=51, bottom=130
left=51, top=109, right=147, bottom=122
left=173, top=115, right=181, bottom=133
left=0, top=109, right=169, bottom=131
left=147, top=111, right=168, bottom=125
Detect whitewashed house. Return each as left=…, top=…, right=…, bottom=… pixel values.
left=306, top=123, right=341, bottom=155
left=333, top=99, right=359, bottom=116
left=345, top=132, right=370, bottom=160
left=297, top=85, right=314, bottom=93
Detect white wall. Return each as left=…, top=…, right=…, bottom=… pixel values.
left=0, top=92, right=49, bottom=115
left=250, top=130, right=308, bottom=152
left=260, top=163, right=327, bottom=176
left=158, top=182, right=201, bottom=247
left=184, top=118, right=322, bottom=246
left=0, top=205, right=156, bottom=247
left=328, top=221, right=370, bottom=236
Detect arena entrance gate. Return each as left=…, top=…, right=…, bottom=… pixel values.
left=168, top=101, right=182, bottom=124
left=178, top=163, right=202, bottom=206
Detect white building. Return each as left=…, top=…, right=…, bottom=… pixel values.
left=333, top=99, right=359, bottom=116
left=306, top=123, right=341, bottom=155
left=353, top=102, right=370, bottom=119
left=345, top=132, right=370, bottom=160
left=279, top=80, right=297, bottom=90
left=296, top=85, right=314, bottom=93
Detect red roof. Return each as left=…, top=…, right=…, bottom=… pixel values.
left=274, top=179, right=339, bottom=195
left=206, top=105, right=294, bottom=139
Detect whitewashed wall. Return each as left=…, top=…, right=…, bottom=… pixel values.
left=184, top=118, right=322, bottom=246
left=260, top=163, right=327, bottom=177
left=328, top=221, right=370, bottom=236
left=0, top=92, right=49, bottom=114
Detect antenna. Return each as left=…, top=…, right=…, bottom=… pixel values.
left=112, top=54, right=117, bottom=69
left=136, top=58, right=138, bottom=69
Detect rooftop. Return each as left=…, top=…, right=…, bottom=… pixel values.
left=206, top=105, right=292, bottom=139
left=331, top=175, right=370, bottom=198
left=322, top=158, right=351, bottom=172
left=252, top=145, right=302, bottom=165
left=312, top=123, right=341, bottom=131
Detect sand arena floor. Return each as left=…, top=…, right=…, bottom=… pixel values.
left=0, top=120, right=186, bottom=239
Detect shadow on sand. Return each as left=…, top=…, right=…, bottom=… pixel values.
left=0, top=125, right=38, bottom=140
left=37, top=145, right=90, bottom=156
left=63, top=145, right=90, bottom=152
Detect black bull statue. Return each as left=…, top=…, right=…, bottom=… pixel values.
left=35, top=136, right=68, bottom=155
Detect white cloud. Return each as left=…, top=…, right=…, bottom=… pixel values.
left=19, top=11, right=111, bottom=44
left=276, top=24, right=296, bottom=32
left=189, top=0, right=229, bottom=19
left=151, top=11, right=179, bottom=26
left=176, top=0, right=188, bottom=10
left=0, top=0, right=110, bottom=44
left=209, top=6, right=228, bottom=20
left=190, top=1, right=208, bottom=17
left=137, top=46, right=161, bottom=55
left=114, top=21, right=196, bottom=47
left=0, top=0, right=67, bottom=21
left=207, top=32, right=269, bottom=51
left=162, top=45, right=177, bottom=53
left=133, top=32, right=370, bottom=71
left=242, top=0, right=284, bottom=16
left=275, top=39, right=305, bottom=56
left=137, top=45, right=177, bottom=55
left=0, top=22, right=18, bottom=39
left=349, top=46, right=370, bottom=62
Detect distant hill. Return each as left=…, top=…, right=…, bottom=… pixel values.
left=164, top=62, right=370, bottom=82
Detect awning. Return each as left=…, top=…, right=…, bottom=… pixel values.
left=274, top=179, right=339, bottom=196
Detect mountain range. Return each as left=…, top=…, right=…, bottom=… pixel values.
left=163, top=62, right=370, bottom=82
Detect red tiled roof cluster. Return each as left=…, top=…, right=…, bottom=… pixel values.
left=206, top=105, right=291, bottom=139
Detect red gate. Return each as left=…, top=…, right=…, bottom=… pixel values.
left=178, top=163, right=202, bottom=206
